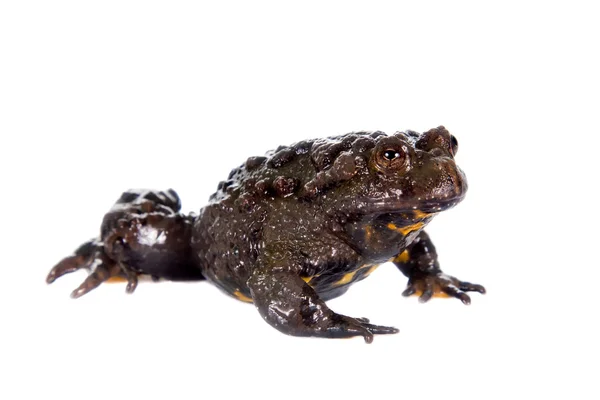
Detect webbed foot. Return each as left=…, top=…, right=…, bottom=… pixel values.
left=402, top=272, right=486, bottom=305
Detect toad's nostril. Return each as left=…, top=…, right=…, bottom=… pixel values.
left=430, top=148, right=445, bottom=157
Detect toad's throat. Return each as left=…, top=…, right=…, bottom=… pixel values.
left=386, top=221, right=425, bottom=236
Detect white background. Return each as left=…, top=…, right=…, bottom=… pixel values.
left=1, top=1, right=599, bottom=399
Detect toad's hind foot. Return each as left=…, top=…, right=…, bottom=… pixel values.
left=326, top=314, right=399, bottom=343
left=47, top=239, right=140, bottom=298
left=248, top=270, right=399, bottom=343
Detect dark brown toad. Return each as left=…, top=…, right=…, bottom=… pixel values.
left=47, top=126, right=485, bottom=342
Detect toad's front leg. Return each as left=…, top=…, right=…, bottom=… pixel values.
left=247, top=266, right=398, bottom=343
left=393, top=230, right=485, bottom=304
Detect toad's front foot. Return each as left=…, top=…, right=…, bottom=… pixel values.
left=402, top=272, right=486, bottom=305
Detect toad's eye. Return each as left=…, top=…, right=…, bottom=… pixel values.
left=383, top=150, right=401, bottom=161
left=450, top=135, right=459, bottom=156
left=371, top=137, right=410, bottom=174
left=373, top=145, right=408, bottom=173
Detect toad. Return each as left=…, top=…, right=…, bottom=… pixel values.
left=47, top=126, right=485, bottom=342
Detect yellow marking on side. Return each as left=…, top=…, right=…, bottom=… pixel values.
left=365, top=225, right=374, bottom=240
left=392, top=250, right=410, bottom=264
left=335, top=270, right=358, bottom=286
left=387, top=222, right=425, bottom=236
left=333, top=264, right=377, bottom=286
left=233, top=290, right=253, bottom=303
left=413, top=210, right=432, bottom=219
left=301, top=273, right=321, bottom=286
left=363, top=264, right=380, bottom=277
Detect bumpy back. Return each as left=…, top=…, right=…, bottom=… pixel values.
left=208, top=131, right=387, bottom=209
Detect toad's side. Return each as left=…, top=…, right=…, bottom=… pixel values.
left=47, top=126, right=485, bottom=343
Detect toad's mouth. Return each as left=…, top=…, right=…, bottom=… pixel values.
left=357, top=195, right=466, bottom=215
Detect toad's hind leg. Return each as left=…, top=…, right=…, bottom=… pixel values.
left=47, top=188, right=203, bottom=298
left=47, top=239, right=136, bottom=298
left=247, top=270, right=398, bottom=343
left=70, top=251, right=131, bottom=299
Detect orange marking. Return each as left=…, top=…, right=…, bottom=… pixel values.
left=335, top=270, right=358, bottom=286
left=413, top=210, right=432, bottom=219
left=301, top=273, right=321, bottom=286
left=411, top=290, right=451, bottom=298
left=387, top=222, right=424, bottom=236
left=365, top=225, right=374, bottom=240
left=392, top=250, right=410, bottom=263
left=106, top=276, right=127, bottom=283
left=233, top=290, right=253, bottom=303
left=333, top=264, right=376, bottom=286
left=363, top=264, right=380, bottom=277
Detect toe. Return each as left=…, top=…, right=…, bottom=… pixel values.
left=47, top=256, right=87, bottom=284
left=70, top=259, right=114, bottom=298
left=402, top=286, right=417, bottom=297
left=125, top=274, right=139, bottom=294
left=362, top=332, right=374, bottom=344
left=442, top=285, right=471, bottom=305
left=419, top=287, right=434, bottom=303
left=459, top=281, right=486, bottom=294
left=364, top=323, right=399, bottom=335
left=71, top=276, right=103, bottom=298
left=343, top=321, right=374, bottom=343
